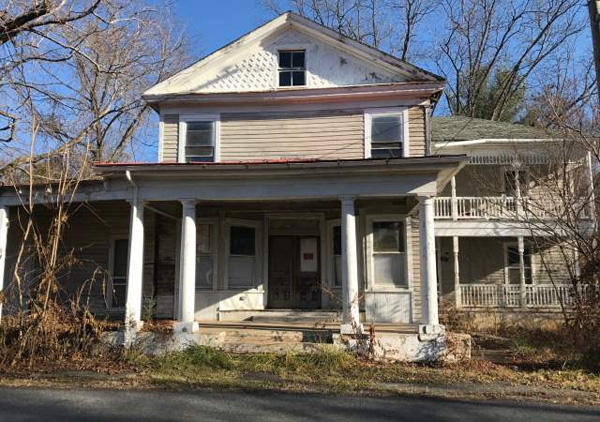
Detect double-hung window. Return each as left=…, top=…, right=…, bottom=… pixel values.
left=179, top=115, right=219, bottom=163
left=278, top=50, right=306, bottom=87
left=109, top=238, right=128, bottom=309
left=371, top=221, right=407, bottom=288
left=332, top=224, right=342, bottom=287
left=228, top=224, right=258, bottom=289
left=196, top=222, right=216, bottom=290
left=505, top=243, right=533, bottom=284
left=366, top=109, right=408, bottom=158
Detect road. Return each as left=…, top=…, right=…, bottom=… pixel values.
left=0, top=387, right=598, bottom=421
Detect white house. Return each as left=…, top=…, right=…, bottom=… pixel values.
left=0, top=12, right=590, bottom=357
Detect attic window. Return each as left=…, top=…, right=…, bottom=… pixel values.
left=278, top=50, right=306, bottom=87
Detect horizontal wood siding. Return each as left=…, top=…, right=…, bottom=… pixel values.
left=161, top=114, right=179, bottom=162
left=408, top=106, right=426, bottom=157
left=410, top=218, right=422, bottom=322
left=220, top=110, right=364, bottom=161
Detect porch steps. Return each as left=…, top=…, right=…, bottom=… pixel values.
left=247, top=310, right=342, bottom=324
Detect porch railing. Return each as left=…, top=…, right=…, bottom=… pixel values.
left=434, top=196, right=591, bottom=220
left=459, top=283, right=585, bottom=308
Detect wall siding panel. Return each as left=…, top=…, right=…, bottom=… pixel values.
left=161, top=114, right=179, bottom=162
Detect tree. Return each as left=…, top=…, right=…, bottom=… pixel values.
left=0, top=0, right=189, bottom=183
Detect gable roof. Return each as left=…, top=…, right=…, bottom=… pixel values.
left=432, top=116, right=553, bottom=143
left=144, top=11, right=443, bottom=99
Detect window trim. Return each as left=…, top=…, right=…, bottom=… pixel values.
left=178, top=113, right=220, bottom=164
left=224, top=218, right=263, bottom=290
left=503, top=241, right=535, bottom=285
left=364, top=108, right=410, bottom=159
left=365, top=215, right=412, bottom=292
left=196, top=217, right=218, bottom=291
left=275, top=46, right=308, bottom=88
left=107, top=237, right=129, bottom=311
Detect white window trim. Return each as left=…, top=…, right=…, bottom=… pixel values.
left=274, top=45, right=308, bottom=88
left=196, top=217, right=218, bottom=291
left=178, top=113, right=221, bottom=164
left=503, top=241, right=535, bottom=284
left=224, top=218, right=263, bottom=291
left=365, top=214, right=412, bottom=292
left=364, top=107, right=410, bottom=159
left=326, top=219, right=342, bottom=290
left=107, top=237, right=128, bottom=311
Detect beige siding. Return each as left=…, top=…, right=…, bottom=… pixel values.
left=161, top=114, right=179, bottom=162
left=220, top=110, right=364, bottom=161
left=408, top=106, right=426, bottom=157
left=159, top=106, right=428, bottom=163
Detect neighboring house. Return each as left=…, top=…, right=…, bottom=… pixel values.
left=0, top=13, right=591, bottom=346
left=432, top=116, right=595, bottom=312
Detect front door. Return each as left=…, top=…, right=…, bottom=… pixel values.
left=268, top=235, right=321, bottom=309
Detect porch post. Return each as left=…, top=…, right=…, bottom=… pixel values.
left=518, top=236, right=527, bottom=308
left=419, top=196, right=440, bottom=326
left=124, top=199, right=145, bottom=343
left=451, top=176, right=458, bottom=221
left=0, top=205, right=9, bottom=321
left=340, top=195, right=361, bottom=333
left=175, top=199, right=198, bottom=333
left=452, top=236, right=461, bottom=308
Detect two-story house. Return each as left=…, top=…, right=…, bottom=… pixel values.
left=1, top=12, right=588, bottom=356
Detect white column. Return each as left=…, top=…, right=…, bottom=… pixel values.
left=0, top=206, right=9, bottom=321
left=451, top=176, right=458, bottom=221
left=453, top=236, right=461, bottom=308
left=518, top=236, right=527, bottom=308
left=175, top=199, right=198, bottom=333
left=124, top=200, right=145, bottom=343
left=419, top=196, right=440, bottom=326
left=340, top=196, right=361, bottom=333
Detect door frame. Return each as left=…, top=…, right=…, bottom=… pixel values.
left=264, top=213, right=326, bottom=309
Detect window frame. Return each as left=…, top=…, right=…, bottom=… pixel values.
left=107, top=237, right=129, bottom=311
left=277, top=48, right=307, bottom=88
left=224, top=218, right=263, bottom=290
left=364, top=108, right=410, bottom=159
left=196, top=218, right=218, bottom=291
left=503, top=241, right=535, bottom=285
left=178, top=113, right=220, bottom=164
left=365, top=215, right=412, bottom=292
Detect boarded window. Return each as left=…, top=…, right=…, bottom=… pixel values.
left=278, top=50, right=306, bottom=87
left=372, top=221, right=407, bottom=287
left=369, top=113, right=404, bottom=158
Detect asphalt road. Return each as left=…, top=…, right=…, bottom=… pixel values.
left=0, top=387, right=598, bottom=422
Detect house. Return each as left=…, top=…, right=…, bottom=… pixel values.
left=0, top=12, right=589, bottom=358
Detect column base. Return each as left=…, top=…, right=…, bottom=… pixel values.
left=123, top=320, right=144, bottom=347
left=340, top=323, right=364, bottom=335
left=418, top=324, right=445, bottom=341
left=173, top=321, right=199, bottom=333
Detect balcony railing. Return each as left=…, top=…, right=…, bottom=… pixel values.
left=459, top=283, right=585, bottom=308
left=434, top=196, right=591, bottom=220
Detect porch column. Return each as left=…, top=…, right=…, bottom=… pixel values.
left=0, top=205, right=9, bottom=321
left=340, top=196, right=361, bottom=333
left=452, top=236, right=461, bottom=308
left=518, top=236, right=527, bottom=308
left=451, top=176, right=458, bottom=221
left=124, top=199, right=145, bottom=343
left=175, top=199, right=198, bottom=333
left=419, top=196, right=440, bottom=326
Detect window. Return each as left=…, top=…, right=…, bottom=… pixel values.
left=366, top=110, right=407, bottom=158
left=372, top=221, right=407, bottom=287
left=332, top=225, right=342, bottom=287
left=505, top=243, right=533, bottom=284
left=278, top=50, right=306, bottom=87
left=179, top=115, right=219, bottom=163
left=109, top=239, right=128, bottom=309
left=228, top=225, right=257, bottom=288
left=196, top=223, right=214, bottom=289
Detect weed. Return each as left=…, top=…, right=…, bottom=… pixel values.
left=150, top=345, right=234, bottom=372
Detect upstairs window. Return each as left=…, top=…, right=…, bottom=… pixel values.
left=366, top=109, right=408, bottom=158
left=179, top=115, right=219, bottom=163
left=278, top=50, right=306, bottom=87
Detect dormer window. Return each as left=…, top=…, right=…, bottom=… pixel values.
left=278, top=50, right=306, bottom=87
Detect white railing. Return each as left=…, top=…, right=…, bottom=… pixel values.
left=459, top=284, right=585, bottom=309
left=434, top=196, right=591, bottom=220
